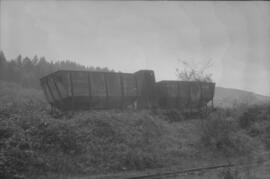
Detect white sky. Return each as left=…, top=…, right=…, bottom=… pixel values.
left=0, top=1, right=270, bottom=96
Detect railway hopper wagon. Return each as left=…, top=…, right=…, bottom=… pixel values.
left=40, top=70, right=215, bottom=111
left=155, top=81, right=215, bottom=112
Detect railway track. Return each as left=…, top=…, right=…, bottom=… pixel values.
left=125, top=160, right=270, bottom=179
left=85, top=152, right=270, bottom=179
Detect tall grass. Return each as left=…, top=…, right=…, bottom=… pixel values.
left=1, top=81, right=269, bottom=179
left=200, top=111, right=258, bottom=158
left=0, top=82, right=183, bottom=178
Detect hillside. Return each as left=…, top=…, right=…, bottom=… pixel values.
left=214, top=86, right=270, bottom=108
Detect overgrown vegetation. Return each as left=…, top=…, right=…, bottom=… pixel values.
left=0, top=81, right=181, bottom=178
left=0, top=81, right=269, bottom=179
left=200, top=111, right=259, bottom=158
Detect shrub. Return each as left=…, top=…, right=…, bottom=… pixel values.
left=0, top=116, right=46, bottom=178
left=238, top=104, right=270, bottom=129
left=1, top=81, right=267, bottom=178
left=0, top=105, right=182, bottom=178
left=237, top=104, right=270, bottom=150
left=200, top=111, right=256, bottom=158
left=68, top=110, right=177, bottom=172
left=150, top=109, right=186, bottom=122
left=262, top=125, right=270, bottom=150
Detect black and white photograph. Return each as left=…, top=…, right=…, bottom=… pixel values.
left=0, top=0, right=270, bottom=178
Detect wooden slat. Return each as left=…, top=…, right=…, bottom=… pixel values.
left=69, top=72, right=74, bottom=110
left=134, top=75, right=139, bottom=97
left=104, top=73, right=109, bottom=108
left=46, top=78, right=56, bottom=102
left=87, top=72, right=92, bottom=108
left=177, top=82, right=180, bottom=109
left=106, top=72, right=121, bottom=97
left=53, top=76, right=64, bottom=109
left=91, top=72, right=106, bottom=97
left=53, top=76, right=63, bottom=99
left=122, top=74, right=137, bottom=97
left=72, top=72, right=89, bottom=96
left=188, top=83, right=192, bottom=112
left=198, top=83, right=202, bottom=107
left=120, top=73, right=124, bottom=108
left=134, top=75, right=139, bottom=109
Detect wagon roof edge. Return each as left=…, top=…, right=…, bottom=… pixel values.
left=156, top=80, right=215, bottom=85
left=39, top=69, right=142, bottom=81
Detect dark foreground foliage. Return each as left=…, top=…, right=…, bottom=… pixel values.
left=0, top=109, right=180, bottom=178
left=200, top=111, right=258, bottom=158
left=0, top=83, right=182, bottom=178
left=0, top=81, right=269, bottom=179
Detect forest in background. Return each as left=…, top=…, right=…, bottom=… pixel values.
left=0, top=51, right=112, bottom=89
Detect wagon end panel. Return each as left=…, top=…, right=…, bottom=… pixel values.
left=200, top=82, right=215, bottom=105
left=121, top=73, right=137, bottom=108
left=134, top=70, right=157, bottom=109
left=40, top=77, right=54, bottom=104
left=40, top=72, right=67, bottom=110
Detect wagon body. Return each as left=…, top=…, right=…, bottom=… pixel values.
left=40, top=70, right=156, bottom=110
left=40, top=69, right=215, bottom=111
left=155, top=81, right=215, bottom=110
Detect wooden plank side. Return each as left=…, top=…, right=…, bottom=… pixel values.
left=178, top=82, right=191, bottom=106
left=166, top=82, right=178, bottom=97
left=53, top=76, right=63, bottom=100
left=160, top=82, right=177, bottom=108
left=72, top=71, right=89, bottom=96
left=88, top=72, right=92, bottom=106
left=199, top=82, right=215, bottom=104
left=210, top=83, right=215, bottom=100
left=106, top=72, right=121, bottom=97
left=190, top=82, right=201, bottom=107
left=41, top=80, right=54, bottom=103
left=155, top=82, right=167, bottom=108
left=122, top=73, right=137, bottom=97
left=90, top=72, right=106, bottom=97
left=201, top=83, right=211, bottom=102
left=47, top=77, right=61, bottom=101
left=54, top=71, right=70, bottom=98
left=69, top=72, right=74, bottom=110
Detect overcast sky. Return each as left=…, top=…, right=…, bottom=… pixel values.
left=1, top=1, right=269, bottom=96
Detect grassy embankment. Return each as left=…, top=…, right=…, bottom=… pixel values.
left=0, top=81, right=270, bottom=179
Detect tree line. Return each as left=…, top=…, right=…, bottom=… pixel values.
left=0, top=51, right=112, bottom=89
